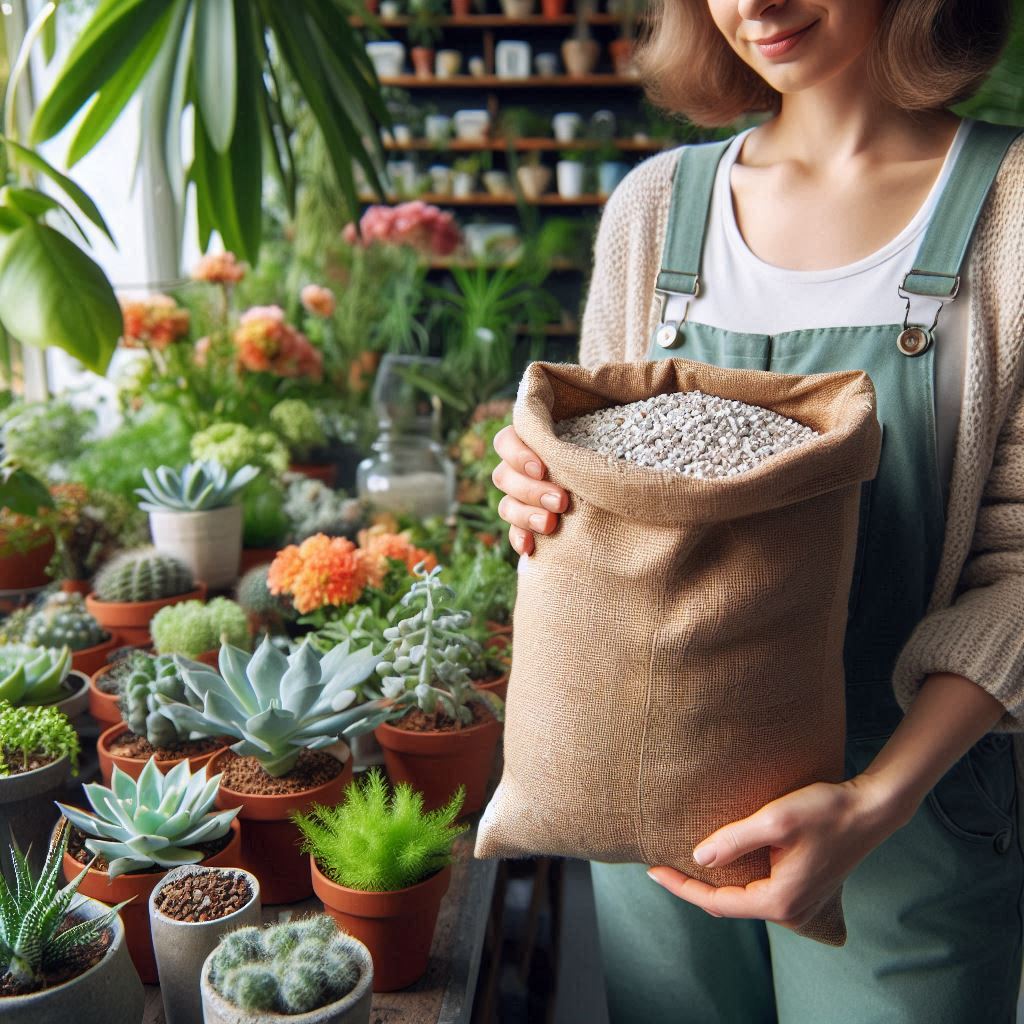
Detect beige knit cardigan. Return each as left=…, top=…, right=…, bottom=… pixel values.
left=577, top=134, right=1024, bottom=739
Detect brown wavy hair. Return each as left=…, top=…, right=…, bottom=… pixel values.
left=637, top=0, right=1014, bottom=126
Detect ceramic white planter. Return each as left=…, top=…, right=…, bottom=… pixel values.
left=365, top=40, right=405, bottom=77
left=428, top=165, right=453, bottom=195
left=482, top=170, right=512, bottom=196
left=452, top=171, right=476, bottom=197
left=556, top=160, right=586, bottom=198
left=500, top=0, right=534, bottom=15
left=598, top=161, right=630, bottom=197
left=468, top=55, right=486, bottom=76
left=453, top=108, right=490, bottom=141
left=380, top=0, right=401, bottom=14
left=149, top=504, right=243, bottom=590
left=424, top=114, right=452, bottom=143
left=435, top=49, right=462, bottom=77
left=392, top=124, right=413, bottom=145
left=0, top=755, right=71, bottom=886
left=150, top=866, right=262, bottom=1024
left=552, top=111, right=582, bottom=142
left=516, top=164, right=552, bottom=200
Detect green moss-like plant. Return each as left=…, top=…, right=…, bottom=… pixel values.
left=294, top=767, right=466, bottom=892
left=270, top=400, right=327, bottom=462
left=0, top=700, right=80, bottom=776
left=150, top=598, right=251, bottom=658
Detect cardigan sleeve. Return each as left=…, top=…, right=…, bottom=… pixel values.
left=892, top=374, right=1024, bottom=731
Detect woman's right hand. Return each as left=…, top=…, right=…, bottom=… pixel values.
left=492, top=425, right=569, bottom=556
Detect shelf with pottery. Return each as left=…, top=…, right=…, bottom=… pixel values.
left=425, top=255, right=585, bottom=271
left=382, top=136, right=668, bottom=151
left=378, top=72, right=638, bottom=87
left=360, top=191, right=606, bottom=205
left=353, top=12, right=622, bottom=26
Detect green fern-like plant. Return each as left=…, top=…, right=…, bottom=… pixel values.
left=294, top=767, right=466, bottom=892
left=0, top=701, right=80, bottom=776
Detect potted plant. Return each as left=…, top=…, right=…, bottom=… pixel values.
left=270, top=399, right=336, bottom=486
left=151, top=597, right=252, bottom=664
left=96, top=652, right=229, bottom=784
left=0, top=644, right=87, bottom=722
left=86, top=547, right=206, bottom=645
left=0, top=825, right=144, bottom=1024
left=347, top=565, right=504, bottom=814
left=159, top=638, right=385, bottom=904
left=235, top=565, right=299, bottom=638
left=609, top=0, right=645, bottom=75
left=149, top=865, right=262, bottom=1024
left=452, top=155, right=481, bottom=197
left=0, top=461, right=57, bottom=591
left=298, top=767, right=464, bottom=991
left=87, top=649, right=138, bottom=729
left=23, top=593, right=118, bottom=677
left=0, top=702, right=79, bottom=885
left=556, top=149, right=588, bottom=198
left=201, top=916, right=374, bottom=1024
left=55, top=757, right=242, bottom=983
left=562, top=0, right=600, bottom=76
left=515, top=152, right=553, bottom=200
left=137, top=460, right=259, bottom=590
left=407, top=0, right=445, bottom=78
left=596, top=141, right=630, bottom=196
left=500, top=0, right=534, bottom=16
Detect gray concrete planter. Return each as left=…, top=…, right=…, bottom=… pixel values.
left=150, top=865, right=262, bottom=1024
left=52, top=671, right=89, bottom=722
left=0, top=894, right=144, bottom=1023
left=0, top=754, right=71, bottom=885
left=200, top=931, right=374, bottom=1024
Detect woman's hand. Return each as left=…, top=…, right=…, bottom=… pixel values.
left=646, top=773, right=911, bottom=931
left=492, top=425, right=569, bottom=556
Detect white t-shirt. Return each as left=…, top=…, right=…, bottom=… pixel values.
left=664, top=118, right=973, bottom=501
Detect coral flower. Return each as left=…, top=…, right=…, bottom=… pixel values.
left=300, top=284, right=336, bottom=318
left=268, top=534, right=368, bottom=614
left=119, top=294, right=190, bottom=349
left=192, top=251, right=246, bottom=284
left=344, top=201, right=462, bottom=257
left=357, top=530, right=438, bottom=588
left=233, top=306, right=323, bottom=381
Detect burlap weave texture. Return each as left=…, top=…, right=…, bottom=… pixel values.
left=475, top=359, right=882, bottom=947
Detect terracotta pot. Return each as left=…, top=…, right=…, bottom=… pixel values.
left=239, top=547, right=279, bottom=575
left=374, top=714, right=501, bottom=815
left=541, top=0, right=567, bottom=14
left=561, top=37, right=600, bottom=76
left=411, top=46, right=435, bottom=79
left=61, top=579, right=92, bottom=595
left=451, top=0, right=471, bottom=15
left=196, top=649, right=220, bottom=667
left=484, top=620, right=513, bottom=651
left=63, top=818, right=242, bottom=984
left=86, top=584, right=207, bottom=646
left=97, top=722, right=228, bottom=785
left=70, top=634, right=120, bottom=677
left=289, top=462, right=337, bottom=487
left=311, top=857, right=451, bottom=992
left=609, top=36, right=635, bottom=75
left=473, top=671, right=509, bottom=703
left=88, top=663, right=124, bottom=727
left=0, top=534, right=54, bottom=589
left=209, top=747, right=352, bottom=905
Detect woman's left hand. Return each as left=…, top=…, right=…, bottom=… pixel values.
left=646, top=773, right=912, bottom=932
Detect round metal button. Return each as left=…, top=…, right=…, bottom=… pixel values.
left=994, top=829, right=1012, bottom=855
left=896, top=326, right=931, bottom=356
left=655, top=322, right=683, bottom=350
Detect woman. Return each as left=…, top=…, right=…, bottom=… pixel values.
left=491, top=1, right=1024, bottom=1020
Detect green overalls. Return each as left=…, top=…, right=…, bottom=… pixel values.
left=590, top=119, right=1024, bottom=1023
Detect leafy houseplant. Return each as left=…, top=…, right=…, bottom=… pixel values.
left=0, top=824, right=144, bottom=1023
left=0, top=460, right=58, bottom=590
left=298, top=768, right=463, bottom=992
left=23, top=592, right=116, bottom=677
left=407, top=0, right=445, bottom=77
left=137, top=461, right=259, bottom=589
left=200, top=916, right=374, bottom=1024
left=56, top=757, right=242, bottom=984
left=150, top=598, right=251, bottom=661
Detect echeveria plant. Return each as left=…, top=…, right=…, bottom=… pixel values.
left=136, top=460, right=259, bottom=513
left=0, top=644, right=72, bottom=707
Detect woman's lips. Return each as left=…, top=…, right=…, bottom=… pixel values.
left=753, top=21, right=817, bottom=58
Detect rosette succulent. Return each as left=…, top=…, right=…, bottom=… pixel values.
left=0, top=643, right=72, bottom=706
left=160, top=637, right=385, bottom=777
left=56, top=758, right=239, bottom=878
left=135, top=460, right=259, bottom=512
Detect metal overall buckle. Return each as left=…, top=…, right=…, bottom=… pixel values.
left=896, top=269, right=960, bottom=357
left=653, top=276, right=700, bottom=350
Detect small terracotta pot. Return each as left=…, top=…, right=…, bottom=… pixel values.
left=289, top=462, right=337, bottom=486
left=86, top=584, right=207, bottom=646
left=88, top=663, right=124, bottom=728
left=0, top=534, right=54, bottom=589
left=61, top=579, right=92, bottom=595
left=411, top=46, right=435, bottom=79
left=561, top=37, right=600, bottom=76
left=473, top=671, right=509, bottom=703
left=484, top=620, right=513, bottom=651
left=196, top=649, right=220, bottom=667
left=63, top=818, right=242, bottom=984
left=312, top=857, right=451, bottom=992
left=451, top=0, right=471, bottom=15
left=239, top=547, right=279, bottom=575
left=97, top=722, right=228, bottom=785
left=609, top=36, right=635, bottom=75
left=541, top=0, right=567, bottom=14
left=374, top=714, right=501, bottom=815
left=71, top=634, right=120, bottom=677
left=209, top=747, right=352, bottom=905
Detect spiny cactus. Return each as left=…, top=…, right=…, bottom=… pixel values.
left=136, top=460, right=259, bottom=513
left=208, top=916, right=364, bottom=1014
left=0, top=644, right=72, bottom=707
left=235, top=565, right=295, bottom=622
left=92, top=547, right=195, bottom=603
left=121, top=653, right=197, bottom=748
left=24, top=592, right=108, bottom=651
left=150, top=598, right=251, bottom=658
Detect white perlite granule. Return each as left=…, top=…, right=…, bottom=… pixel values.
left=554, top=390, right=820, bottom=478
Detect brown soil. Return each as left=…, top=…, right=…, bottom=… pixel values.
left=0, top=748, right=58, bottom=775
left=66, top=824, right=232, bottom=874
left=393, top=700, right=495, bottom=733
left=0, top=912, right=111, bottom=996
left=153, top=870, right=253, bottom=923
left=217, top=748, right=343, bottom=797
left=107, top=731, right=223, bottom=762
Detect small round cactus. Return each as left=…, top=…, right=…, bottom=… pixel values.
left=235, top=565, right=296, bottom=624
left=208, top=916, right=364, bottom=1015
left=93, top=547, right=195, bottom=603
left=122, top=653, right=192, bottom=747
left=24, top=592, right=109, bottom=651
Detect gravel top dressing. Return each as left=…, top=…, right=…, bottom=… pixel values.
left=554, top=390, right=820, bottom=478
left=154, top=870, right=253, bottom=922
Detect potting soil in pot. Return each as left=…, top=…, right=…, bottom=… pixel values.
left=0, top=913, right=112, bottom=997
left=216, top=749, right=342, bottom=795
left=66, top=825, right=234, bottom=872
left=107, top=731, right=223, bottom=762
left=152, top=870, right=253, bottom=923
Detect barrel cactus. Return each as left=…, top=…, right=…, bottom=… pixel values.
left=56, top=757, right=239, bottom=877
left=121, top=653, right=198, bottom=748
left=24, top=592, right=109, bottom=651
left=207, top=916, right=364, bottom=1014
left=92, top=547, right=195, bottom=603
left=0, top=644, right=72, bottom=706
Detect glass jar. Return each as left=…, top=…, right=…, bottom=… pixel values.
left=356, top=429, right=456, bottom=519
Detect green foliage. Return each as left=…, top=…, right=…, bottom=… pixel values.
left=240, top=476, right=290, bottom=548
left=0, top=399, right=97, bottom=478
left=295, top=767, right=466, bottom=892
left=208, top=916, right=364, bottom=1015
left=0, top=460, right=52, bottom=518
left=0, top=700, right=79, bottom=776
left=0, top=644, right=71, bottom=707
left=407, top=0, right=445, bottom=49
left=24, top=592, right=108, bottom=651
left=270, top=400, right=327, bottom=462
left=92, top=547, right=195, bottom=603
left=161, top=637, right=385, bottom=777
left=446, top=535, right=517, bottom=626
left=49, top=485, right=146, bottom=582
left=310, top=604, right=390, bottom=657
left=284, top=476, right=366, bottom=544
left=56, top=757, right=239, bottom=878
left=136, top=461, right=259, bottom=513
left=190, top=422, right=289, bottom=476
left=955, top=8, right=1024, bottom=127
left=150, top=598, right=251, bottom=659
left=120, top=652, right=195, bottom=747
left=0, top=825, right=124, bottom=991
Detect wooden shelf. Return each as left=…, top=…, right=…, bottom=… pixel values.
left=355, top=13, right=621, bottom=27
left=362, top=192, right=606, bottom=206
left=383, top=137, right=669, bottom=152
left=426, top=255, right=585, bottom=271
left=379, top=73, right=640, bottom=88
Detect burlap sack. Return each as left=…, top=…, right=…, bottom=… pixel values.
left=475, top=358, right=882, bottom=947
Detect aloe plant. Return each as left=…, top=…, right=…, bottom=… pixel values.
left=55, top=758, right=239, bottom=878
left=0, top=643, right=72, bottom=707
left=159, top=637, right=386, bottom=777
left=136, top=461, right=259, bottom=513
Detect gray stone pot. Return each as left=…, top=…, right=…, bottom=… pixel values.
left=1, top=894, right=144, bottom=1023
left=53, top=671, right=90, bottom=722
left=0, top=755, right=71, bottom=885
left=150, top=865, right=262, bottom=1024
left=200, top=930, right=374, bottom=1024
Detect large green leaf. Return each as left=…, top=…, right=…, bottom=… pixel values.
left=196, top=0, right=237, bottom=153
left=0, top=223, right=121, bottom=374
left=0, top=186, right=89, bottom=245
left=0, top=464, right=54, bottom=515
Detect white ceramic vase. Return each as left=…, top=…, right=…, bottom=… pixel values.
left=148, top=505, right=243, bottom=590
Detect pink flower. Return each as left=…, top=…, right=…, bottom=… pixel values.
left=300, top=284, right=336, bottom=318
left=343, top=201, right=462, bottom=257
left=192, top=251, right=246, bottom=284
left=233, top=306, right=322, bottom=380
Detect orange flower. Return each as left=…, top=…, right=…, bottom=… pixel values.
left=357, top=530, right=437, bottom=588
left=120, top=294, right=190, bottom=349
left=268, top=534, right=368, bottom=614
left=300, top=284, right=336, bottom=318
left=234, top=306, right=322, bottom=381
left=192, top=251, right=246, bottom=284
